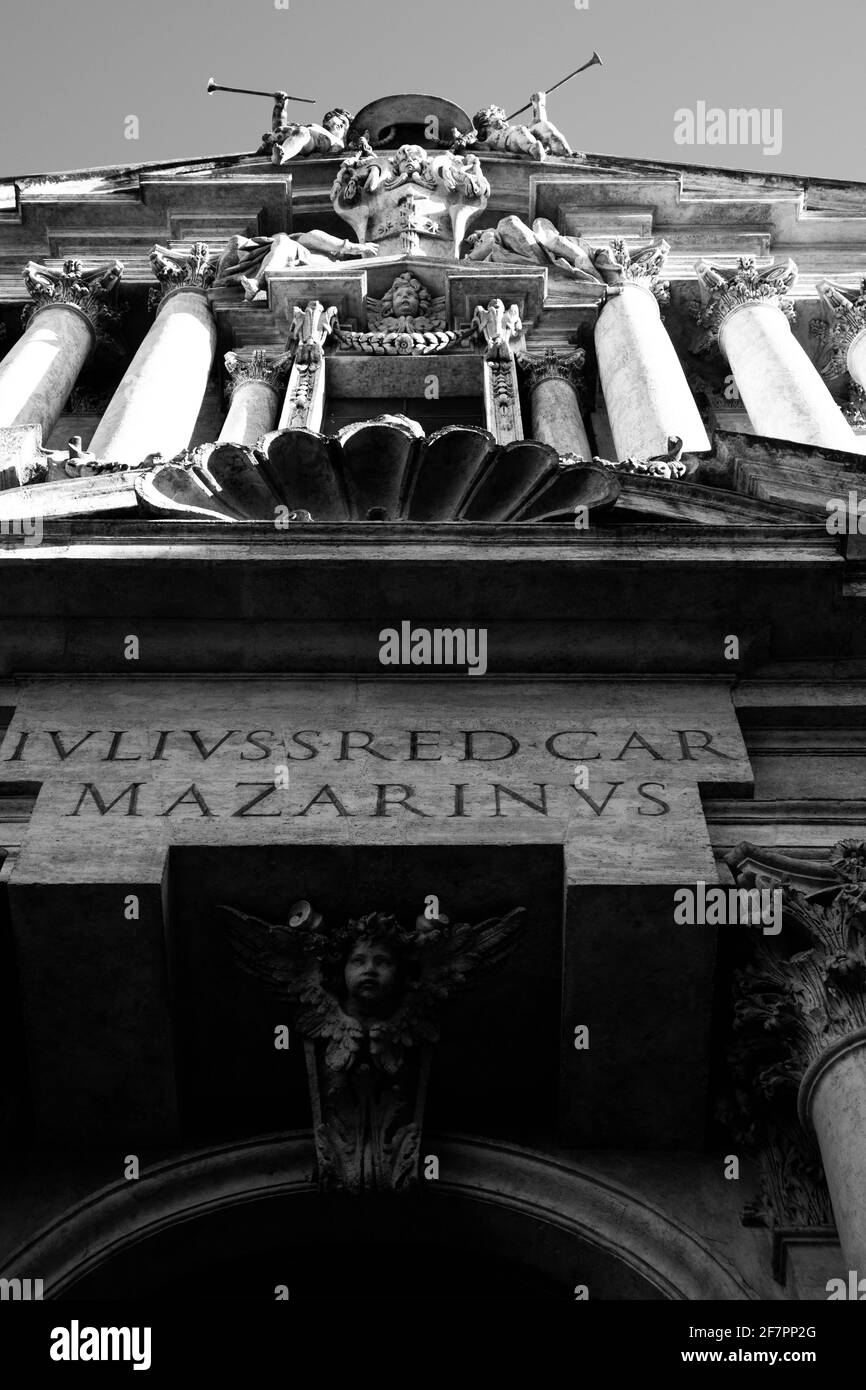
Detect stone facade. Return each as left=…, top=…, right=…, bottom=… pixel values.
left=1, top=91, right=866, bottom=1302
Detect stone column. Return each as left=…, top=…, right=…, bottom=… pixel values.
left=520, top=349, right=590, bottom=459
left=595, top=241, right=710, bottom=460
left=278, top=301, right=338, bottom=432
left=0, top=258, right=123, bottom=438
left=800, top=1033, right=866, bottom=1276
left=733, top=840, right=866, bottom=1273
left=89, top=244, right=217, bottom=465
left=696, top=257, right=858, bottom=452
left=219, top=350, right=286, bottom=445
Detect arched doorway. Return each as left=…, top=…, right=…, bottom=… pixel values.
left=1, top=1135, right=754, bottom=1301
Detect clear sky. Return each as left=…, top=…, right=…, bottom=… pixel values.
left=2, top=0, right=864, bottom=184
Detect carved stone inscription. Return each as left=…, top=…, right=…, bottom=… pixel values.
left=0, top=677, right=751, bottom=884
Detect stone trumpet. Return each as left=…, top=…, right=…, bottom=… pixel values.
left=206, top=78, right=315, bottom=103
left=507, top=52, right=602, bottom=121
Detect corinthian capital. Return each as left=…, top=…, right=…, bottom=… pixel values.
left=519, top=347, right=586, bottom=390
left=223, top=349, right=290, bottom=399
left=21, top=256, right=124, bottom=332
left=695, top=255, right=797, bottom=346
left=594, top=237, right=670, bottom=303
left=812, top=278, right=866, bottom=378
left=149, top=242, right=219, bottom=306
left=732, top=840, right=866, bottom=1105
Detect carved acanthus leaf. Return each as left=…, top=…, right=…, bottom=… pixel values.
left=811, top=278, right=866, bottom=379
left=224, top=349, right=290, bottom=400
left=149, top=242, right=219, bottom=307
left=519, top=347, right=586, bottom=389
left=21, top=256, right=124, bottom=333
left=694, top=256, right=797, bottom=350
left=595, top=237, right=670, bottom=304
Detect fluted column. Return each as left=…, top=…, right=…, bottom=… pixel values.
left=520, top=349, right=590, bottom=459
left=733, top=841, right=866, bottom=1272
left=89, top=244, right=217, bottom=465
left=0, top=258, right=123, bottom=438
left=219, top=350, right=286, bottom=445
left=595, top=241, right=710, bottom=459
left=696, top=257, right=858, bottom=452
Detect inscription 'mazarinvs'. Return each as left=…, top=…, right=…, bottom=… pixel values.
left=2, top=724, right=738, bottom=820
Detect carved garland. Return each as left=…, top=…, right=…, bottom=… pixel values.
left=336, top=327, right=472, bottom=356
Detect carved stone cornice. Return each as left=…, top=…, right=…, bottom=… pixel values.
left=223, top=349, right=288, bottom=401
left=596, top=237, right=670, bottom=305
left=148, top=242, right=219, bottom=310
left=21, top=256, right=124, bottom=336
left=811, top=278, right=866, bottom=379
left=519, top=347, right=586, bottom=390
left=694, top=256, right=797, bottom=348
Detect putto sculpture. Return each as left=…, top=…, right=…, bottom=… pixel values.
left=223, top=898, right=526, bottom=1193
left=471, top=93, right=572, bottom=161
left=260, top=95, right=353, bottom=164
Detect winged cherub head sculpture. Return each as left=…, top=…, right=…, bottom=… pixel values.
left=222, top=896, right=526, bottom=1193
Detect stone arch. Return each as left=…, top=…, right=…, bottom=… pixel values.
left=0, top=1133, right=755, bottom=1300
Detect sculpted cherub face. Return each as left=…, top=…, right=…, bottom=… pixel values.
left=475, top=105, right=508, bottom=135
left=343, top=936, right=400, bottom=1019
left=382, top=273, right=428, bottom=322
left=392, top=282, right=421, bottom=316
left=323, top=109, right=352, bottom=140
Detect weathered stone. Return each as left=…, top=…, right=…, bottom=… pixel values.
left=697, top=258, right=859, bottom=452
left=89, top=246, right=217, bottom=466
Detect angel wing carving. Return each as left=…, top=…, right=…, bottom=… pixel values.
left=222, top=900, right=527, bottom=1074
left=222, top=900, right=365, bottom=1070
left=223, top=898, right=527, bottom=1194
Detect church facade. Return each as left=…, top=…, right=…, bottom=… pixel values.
left=1, top=89, right=865, bottom=1303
